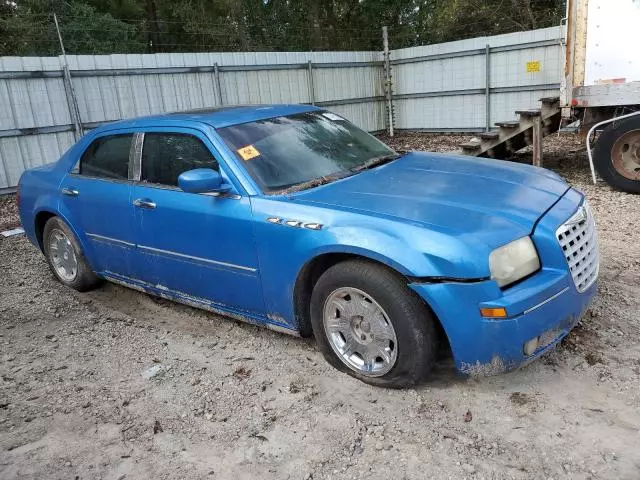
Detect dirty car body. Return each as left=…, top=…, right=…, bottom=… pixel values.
left=18, top=104, right=599, bottom=380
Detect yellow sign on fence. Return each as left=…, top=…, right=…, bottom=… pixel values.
left=526, top=61, right=541, bottom=73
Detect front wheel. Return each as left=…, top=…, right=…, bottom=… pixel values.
left=310, top=260, right=438, bottom=388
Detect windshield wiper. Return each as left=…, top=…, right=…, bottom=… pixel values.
left=271, top=170, right=355, bottom=194
left=350, top=152, right=402, bottom=173
left=269, top=152, right=403, bottom=195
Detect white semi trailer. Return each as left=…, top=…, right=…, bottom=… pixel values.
left=461, top=0, right=640, bottom=193
left=563, top=0, right=640, bottom=193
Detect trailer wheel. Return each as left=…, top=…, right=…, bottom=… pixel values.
left=593, top=116, right=640, bottom=194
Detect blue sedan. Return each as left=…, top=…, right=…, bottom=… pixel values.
left=17, top=105, right=599, bottom=387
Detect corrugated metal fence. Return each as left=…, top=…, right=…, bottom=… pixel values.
left=0, top=27, right=563, bottom=191
left=0, top=51, right=385, bottom=191
left=392, top=27, right=563, bottom=131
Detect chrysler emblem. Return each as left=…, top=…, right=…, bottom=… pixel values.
left=566, top=205, right=587, bottom=226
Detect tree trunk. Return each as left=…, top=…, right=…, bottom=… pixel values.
left=307, top=2, right=323, bottom=50
left=145, top=0, right=160, bottom=53
left=511, top=0, right=537, bottom=30
left=323, top=0, right=339, bottom=50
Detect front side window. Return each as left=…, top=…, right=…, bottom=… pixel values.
left=217, top=111, right=395, bottom=192
left=141, top=133, right=219, bottom=187
left=79, top=134, right=132, bottom=179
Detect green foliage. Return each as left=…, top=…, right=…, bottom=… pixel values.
left=0, top=0, right=565, bottom=55
left=419, top=0, right=565, bottom=46
left=0, top=0, right=140, bottom=55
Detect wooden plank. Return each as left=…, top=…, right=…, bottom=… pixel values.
left=459, top=141, right=481, bottom=151
left=515, top=109, right=541, bottom=117
left=495, top=121, right=519, bottom=128
left=479, top=131, right=499, bottom=140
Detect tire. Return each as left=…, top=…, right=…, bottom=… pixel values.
left=310, top=259, right=437, bottom=388
left=43, top=216, right=101, bottom=292
left=593, top=116, right=640, bottom=194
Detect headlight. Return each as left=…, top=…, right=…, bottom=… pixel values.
left=489, top=237, right=540, bottom=288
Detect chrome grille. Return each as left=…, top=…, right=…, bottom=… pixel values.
left=556, top=202, right=599, bottom=293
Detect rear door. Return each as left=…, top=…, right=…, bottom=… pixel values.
left=129, top=128, right=265, bottom=314
left=59, top=131, right=137, bottom=277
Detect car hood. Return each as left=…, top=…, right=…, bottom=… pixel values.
left=291, top=151, right=569, bottom=250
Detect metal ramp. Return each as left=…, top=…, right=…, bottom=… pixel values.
left=459, top=97, right=562, bottom=165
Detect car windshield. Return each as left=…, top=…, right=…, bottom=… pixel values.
left=217, top=111, right=398, bottom=193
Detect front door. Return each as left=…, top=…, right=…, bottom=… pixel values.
left=130, top=129, right=265, bottom=314
left=59, top=132, right=136, bottom=277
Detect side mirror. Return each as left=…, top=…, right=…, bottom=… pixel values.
left=178, top=168, right=231, bottom=195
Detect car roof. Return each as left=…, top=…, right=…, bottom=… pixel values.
left=94, top=104, right=322, bottom=133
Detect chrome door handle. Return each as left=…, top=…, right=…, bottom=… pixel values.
left=61, top=188, right=79, bottom=197
left=133, top=199, right=156, bottom=209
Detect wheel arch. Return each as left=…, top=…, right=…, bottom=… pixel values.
left=34, top=210, right=58, bottom=252
left=33, top=208, right=90, bottom=262
left=292, top=252, right=448, bottom=350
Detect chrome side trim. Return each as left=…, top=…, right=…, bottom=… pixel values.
left=138, top=244, right=257, bottom=272
left=130, top=132, right=144, bottom=181
left=86, top=233, right=135, bottom=247
left=87, top=234, right=256, bottom=272
left=523, top=286, right=570, bottom=315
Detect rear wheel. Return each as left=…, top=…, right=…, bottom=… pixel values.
left=593, top=116, right=640, bottom=193
left=43, top=216, right=101, bottom=292
left=310, top=259, right=437, bottom=388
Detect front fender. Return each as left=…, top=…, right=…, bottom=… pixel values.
left=252, top=197, right=489, bottom=330
left=305, top=235, right=427, bottom=277
left=306, top=222, right=488, bottom=278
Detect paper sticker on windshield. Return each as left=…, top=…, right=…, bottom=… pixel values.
left=237, top=145, right=260, bottom=161
left=322, top=112, right=345, bottom=121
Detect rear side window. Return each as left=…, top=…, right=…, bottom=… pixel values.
left=80, top=134, right=132, bottom=179
left=141, top=133, right=219, bottom=187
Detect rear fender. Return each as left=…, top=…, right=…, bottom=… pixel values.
left=52, top=202, right=98, bottom=269
left=31, top=196, right=98, bottom=274
left=24, top=195, right=59, bottom=250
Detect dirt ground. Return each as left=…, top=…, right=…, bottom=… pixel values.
left=1, top=133, right=639, bottom=480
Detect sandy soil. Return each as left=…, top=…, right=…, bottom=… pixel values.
left=1, top=133, right=639, bottom=480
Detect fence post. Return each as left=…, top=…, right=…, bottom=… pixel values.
left=54, top=13, right=83, bottom=140
left=214, top=63, right=224, bottom=106
left=307, top=60, right=316, bottom=105
left=485, top=43, right=491, bottom=132
left=382, top=26, right=394, bottom=136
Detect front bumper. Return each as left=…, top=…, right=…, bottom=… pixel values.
left=411, top=273, right=596, bottom=375
left=410, top=188, right=598, bottom=375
